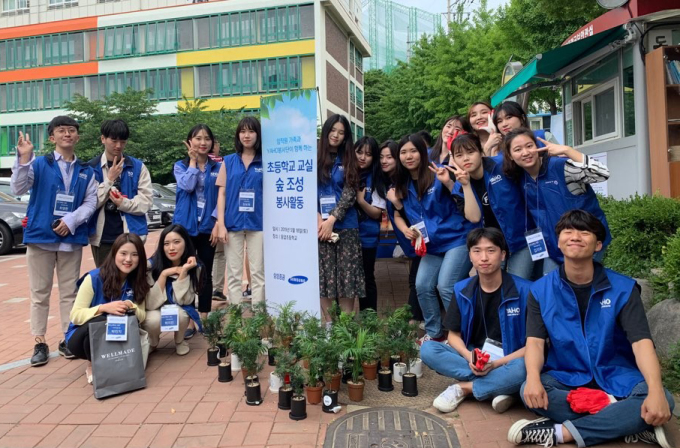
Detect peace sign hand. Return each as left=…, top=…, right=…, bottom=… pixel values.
left=534, top=138, right=572, bottom=157
left=107, top=155, right=125, bottom=182
left=481, top=111, right=497, bottom=135
left=446, top=161, right=470, bottom=186
left=428, top=162, right=452, bottom=185
left=184, top=140, right=198, bottom=162
left=17, top=132, right=34, bottom=163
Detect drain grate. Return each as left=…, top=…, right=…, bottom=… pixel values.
left=323, top=407, right=460, bottom=448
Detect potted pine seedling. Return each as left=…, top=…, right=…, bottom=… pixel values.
left=232, top=318, right=266, bottom=405
left=295, top=315, right=326, bottom=405
left=273, top=301, right=301, bottom=350
left=222, top=303, right=244, bottom=372
left=289, top=363, right=307, bottom=421
left=375, top=315, right=394, bottom=392
left=318, top=330, right=342, bottom=412
left=397, top=319, right=420, bottom=397
left=274, top=350, right=296, bottom=410
left=357, top=309, right=381, bottom=380
left=201, top=311, right=223, bottom=367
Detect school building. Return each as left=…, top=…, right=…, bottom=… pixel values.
left=0, top=0, right=370, bottom=169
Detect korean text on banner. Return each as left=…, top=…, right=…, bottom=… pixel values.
left=261, top=90, right=320, bottom=317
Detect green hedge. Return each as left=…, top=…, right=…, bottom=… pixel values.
left=600, top=194, right=680, bottom=278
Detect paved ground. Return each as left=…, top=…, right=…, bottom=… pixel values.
left=0, top=231, right=676, bottom=447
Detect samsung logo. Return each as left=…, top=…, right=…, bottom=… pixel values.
left=506, top=307, right=520, bottom=317
left=288, top=275, right=308, bottom=285
left=490, top=175, right=502, bottom=185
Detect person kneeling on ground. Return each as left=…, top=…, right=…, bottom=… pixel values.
left=143, top=224, right=204, bottom=356
left=510, top=210, right=674, bottom=448
left=421, top=227, right=531, bottom=414
left=65, top=234, right=149, bottom=384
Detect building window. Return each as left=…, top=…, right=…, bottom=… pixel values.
left=356, top=87, right=363, bottom=110
left=43, top=33, right=84, bottom=65
left=357, top=125, right=364, bottom=138
left=355, top=47, right=362, bottom=72
left=1, top=124, right=48, bottom=157
left=300, top=5, right=314, bottom=39
left=350, top=81, right=355, bottom=104
left=48, top=0, right=78, bottom=8
left=2, top=0, right=29, bottom=13
left=573, top=79, right=619, bottom=145
left=622, top=45, right=635, bottom=137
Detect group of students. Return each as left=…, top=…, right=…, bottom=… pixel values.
left=10, top=100, right=675, bottom=447
left=11, top=114, right=265, bottom=371
left=316, top=101, right=673, bottom=447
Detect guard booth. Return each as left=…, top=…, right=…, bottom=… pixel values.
left=491, top=0, right=680, bottom=199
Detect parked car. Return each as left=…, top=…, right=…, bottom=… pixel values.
left=146, top=205, right=162, bottom=229
left=165, top=183, right=177, bottom=193
left=0, top=177, right=30, bottom=202
left=0, top=191, right=27, bottom=254
left=151, top=183, right=176, bottom=226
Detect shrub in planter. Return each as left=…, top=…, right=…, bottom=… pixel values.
left=336, top=323, right=377, bottom=403
left=231, top=318, right=266, bottom=407
left=274, top=349, right=297, bottom=407
left=289, top=362, right=307, bottom=420
left=221, top=303, right=244, bottom=361
left=396, top=319, right=420, bottom=397
left=201, top=310, right=224, bottom=366
left=273, top=301, right=305, bottom=349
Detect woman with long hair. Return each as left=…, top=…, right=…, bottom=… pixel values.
left=374, top=139, right=424, bottom=322
left=502, top=128, right=611, bottom=275
left=65, top=233, right=150, bottom=384
left=173, top=124, right=221, bottom=338
left=144, top=224, right=204, bottom=355
left=429, top=115, right=473, bottom=165
left=492, top=101, right=558, bottom=145
left=317, top=114, right=364, bottom=320
left=354, top=136, right=385, bottom=311
left=213, top=116, right=264, bottom=305
left=468, top=101, right=502, bottom=157
left=387, top=134, right=479, bottom=344
left=449, top=133, right=534, bottom=279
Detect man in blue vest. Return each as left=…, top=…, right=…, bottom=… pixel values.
left=88, top=119, right=153, bottom=267
left=421, top=227, right=531, bottom=414
left=510, top=210, right=674, bottom=448
left=11, top=116, right=97, bottom=367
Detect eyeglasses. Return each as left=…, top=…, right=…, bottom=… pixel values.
left=54, top=127, right=78, bottom=135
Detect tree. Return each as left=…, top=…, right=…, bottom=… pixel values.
left=63, top=89, right=249, bottom=183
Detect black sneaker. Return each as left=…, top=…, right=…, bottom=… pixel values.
left=508, top=418, right=556, bottom=447
left=625, top=427, right=672, bottom=448
left=184, top=327, right=196, bottom=340
left=58, top=340, right=75, bottom=359
left=212, top=290, right=227, bottom=301
left=30, top=340, right=49, bottom=367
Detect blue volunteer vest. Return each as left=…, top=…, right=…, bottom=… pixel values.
left=23, top=153, right=94, bottom=246
left=522, top=156, right=611, bottom=262
left=88, top=155, right=148, bottom=237
left=455, top=155, right=535, bottom=255
left=386, top=201, right=416, bottom=258
left=64, top=269, right=134, bottom=342
left=317, top=155, right=359, bottom=230
left=531, top=266, right=644, bottom=397
left=453, top=272, right=531, bottom=356
left=357, top=172, right=381, bottom=248
left=401, top=177, right=478, bottom=255
left=173, top=157, right=221, bottom=236
left=222, top=153, right=263, bottom=232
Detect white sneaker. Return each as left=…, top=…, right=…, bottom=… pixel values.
left=433, top=384, right=466, bottom=413
left=176, top=341, right=190, bottom=356
left=492, top=395, right=514, bottom=413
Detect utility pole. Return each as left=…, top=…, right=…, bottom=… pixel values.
left=447, top=0, right=451, bottom=28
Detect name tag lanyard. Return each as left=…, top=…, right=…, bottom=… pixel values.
left=51, top=157, right=79, bottom=216
left=524, top=175, right=550, bottom=261
left=409, top=180, right=430, bottom=244
left=476, top=289, right=504, bottom=361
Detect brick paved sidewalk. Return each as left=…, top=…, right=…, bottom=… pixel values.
left=0, top=235, right=675, bottom=447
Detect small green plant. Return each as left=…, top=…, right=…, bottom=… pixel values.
left=251, top=301, right=274, bottom=340
left=317, top=330, right=342, bottom=389
left=273, top=349, right=297, bottom=381
left=288, top=362, right=306, bottom=396
left=201, top=310, right=224, bottom=349
left=231, top=317, right=266, bottom=378
left=221, top=303, right=245, bottom=351
left=662, top=340, right=680, bottom=394
left=336, top=325, right=377, bottom=384
left=273, top=301, right=304, bottom=348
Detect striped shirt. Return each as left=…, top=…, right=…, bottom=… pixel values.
left=564, top=155, right=609, bottom=195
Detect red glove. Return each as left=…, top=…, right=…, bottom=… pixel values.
left=566, top=387, right=613, bottom=414
left=411, top=237, right=427, bottom=257
left=21, top=216, right=28, bottom=228
left=446, top=134, right=454, bottom=152
left=473, top=348, right=490, bottom=370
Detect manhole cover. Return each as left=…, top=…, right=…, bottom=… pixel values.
left=323, top=407, right=459, bottom=448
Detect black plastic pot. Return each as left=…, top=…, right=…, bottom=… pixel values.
left=401, top=373, right=418, bottom=397
left=218, top=363, right=233, bottom=383
left=278, top=386, right=293, bottom=410
left=217, top=343, right=227, bottom=358
left=268, top=348, right=277, bottom=366
left=378, top=369, right=394, bottom=392
left=322, top=389, right=338, bottom=413
left=207, top=348, right=220, bottom=366
left=245, top=381, right=262, bottom=405
left=289, top=395, right=307, bottom=421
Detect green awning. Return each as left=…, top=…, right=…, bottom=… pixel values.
left=491, top=26, right=628, bottom=106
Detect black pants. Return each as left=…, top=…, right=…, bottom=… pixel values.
left=66, top=314, right=108, bottom=361
left=192, top=233, right=216, bottom=313
left=408, top=256, right=424, bottom=321
left=359, top=247, right=378, bottom=311
left=91, top=243, right=113, bottom=268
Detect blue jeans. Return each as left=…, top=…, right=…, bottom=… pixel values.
left=520, top=373, right=675, bottom=447
left=420, top=341, right=526, bottom=401
left=415, top=245, right=471, bottom=338
left=506, top=246, right=534, bottom=280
